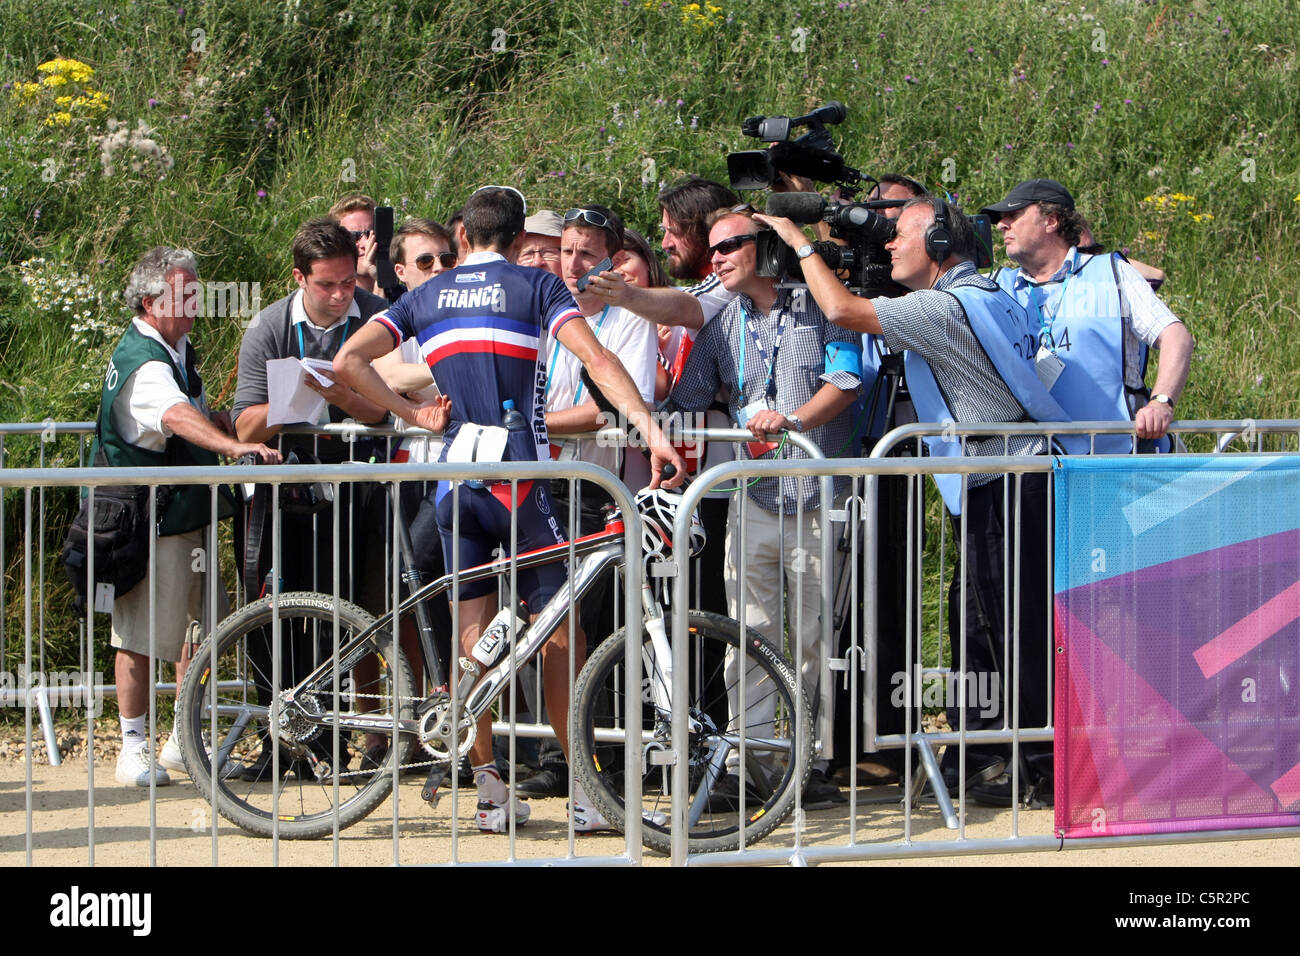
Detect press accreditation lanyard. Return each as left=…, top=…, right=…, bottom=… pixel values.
left=1027, top=268, right=1075, bottom=353
left=737, top=302, right=787, bottom=402
left=544, top=305, right=610, bottom=402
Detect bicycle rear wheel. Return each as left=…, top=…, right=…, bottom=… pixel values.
left=176, top=592, right=416, bottom=839
left=572, top=610, right=812, bottom=854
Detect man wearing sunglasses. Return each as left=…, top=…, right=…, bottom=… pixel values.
left=330, top=194, right=381, bottom=296
left=659, top=206, right=863, bottom=810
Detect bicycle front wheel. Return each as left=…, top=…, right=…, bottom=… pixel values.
left=176, top=592, right=416, bottom=839
left=572, top=610, right=812, bottom=855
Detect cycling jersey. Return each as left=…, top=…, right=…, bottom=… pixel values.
left=370, top=252, right=582, bottom=606
left=372, top=252, right=581, bottom=463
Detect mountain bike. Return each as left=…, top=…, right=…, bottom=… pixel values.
left=176, top=471, right=812, bottom=854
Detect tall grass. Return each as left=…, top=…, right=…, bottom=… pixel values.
left=3, top=0, right=1298, bottom=672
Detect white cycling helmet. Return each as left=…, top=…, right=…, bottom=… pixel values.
left=635, top=488, right=706, bottom=559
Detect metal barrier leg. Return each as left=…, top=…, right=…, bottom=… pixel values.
left=905, top=735, right=959, bottom=830
left=36, top=685, right=61, bottom=767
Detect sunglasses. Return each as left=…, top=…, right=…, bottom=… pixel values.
left=347, top=229, right=373, bottom=241
left=708, top=233, right=757, bottom=256
left=564, top=207, right=615, bottom=230
left=414, top=251, right=458, bottom=270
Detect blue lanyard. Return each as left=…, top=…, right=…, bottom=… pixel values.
left=1027, top=268, right=1075, bottom=351
left=737, top=301, right=786, bottom=401
left=295, top=308, right=354, bottom=358
left=546, top=306, right=609, bottom=402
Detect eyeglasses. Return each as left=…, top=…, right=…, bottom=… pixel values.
left=518, top=247, right=561, bottom=262
left=708, top=233, right=757, bottom=256
left=413, top=251, right=458, bottom=270
left=348, top=229, right=373, bottom=242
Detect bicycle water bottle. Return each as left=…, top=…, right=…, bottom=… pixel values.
left=501, top=399, right=527, bottom=432
left=472, top=603, right=528, bottom=667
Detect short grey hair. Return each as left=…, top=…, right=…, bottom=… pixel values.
left=125, top=246, right=198, bottom=313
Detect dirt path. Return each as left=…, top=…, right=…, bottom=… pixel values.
left=4, top=747, right=1296, bottom=867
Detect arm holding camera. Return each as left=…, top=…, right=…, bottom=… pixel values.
left=754, top=213, right=885, bottom=333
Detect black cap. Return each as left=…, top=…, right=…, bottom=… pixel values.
left=979, top=178, right=1075, bottom=220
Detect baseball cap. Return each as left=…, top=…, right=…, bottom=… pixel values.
left=523, top=210, right=564, bottom=237
left=979, top=179, right=1075, bottom=220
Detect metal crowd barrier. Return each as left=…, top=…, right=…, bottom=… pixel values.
left=1, top=453, right=646, bottom=866
left=8, top=418, right=1300, bottom=867
left=665, top=418, right=1300, bottom=866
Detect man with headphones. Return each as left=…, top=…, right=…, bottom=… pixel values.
left=758, top=198, right=1084, bottom=805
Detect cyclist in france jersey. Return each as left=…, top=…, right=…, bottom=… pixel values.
left=335, top=186, right=684, bottom=833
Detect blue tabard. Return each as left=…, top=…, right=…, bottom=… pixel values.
left=903, top=282, right=1087, bottom=515
left=995, top=252, right=1154, bottom=454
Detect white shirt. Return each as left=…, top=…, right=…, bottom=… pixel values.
left=112, top=318, right=204, bottom=452
left=544, top=305, right=657, bottom=478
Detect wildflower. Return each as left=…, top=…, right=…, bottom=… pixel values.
left=256, top=189, right=267, bottom=199
left=148, top=97, right=158, bottom=107
left=1100, top=58, right=1109, bottom=66
left=1124, top=98, right=1133, bottom=105
left=1093, top=103, right=1101, bottom=112
left=1256, top=374, right=1265, bottom=386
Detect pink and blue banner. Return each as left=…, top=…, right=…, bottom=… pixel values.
left=1054, top=456, right=1300, bottom=838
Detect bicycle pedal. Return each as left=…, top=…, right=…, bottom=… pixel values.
left=421, top=766, right=449, bottom=806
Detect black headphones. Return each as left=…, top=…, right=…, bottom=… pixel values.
left=924, top=196, right=953, bottom=262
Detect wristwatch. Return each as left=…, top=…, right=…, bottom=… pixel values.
left=1150, top=394, right=1176, bottom=410
left=795, top=244, right=815, bottom=260
left=786, top=414, right=805, bottom=432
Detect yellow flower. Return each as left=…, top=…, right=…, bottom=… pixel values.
left=44, top=111, right=73, bottom=126
left=1189, top=212, right=1214, bottom=223
left=37, top=58, right=94, bottom=84
left=1142, top=230, right=1161, bottom=241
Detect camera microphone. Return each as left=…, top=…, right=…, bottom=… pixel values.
left=790, top=101, right=847, bottom=128
left=765, top=191, right=827, bottom=224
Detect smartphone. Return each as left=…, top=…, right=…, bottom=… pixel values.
left=576, top=256, right=613, bottom=292
left=374, top=206, right=398, bottom=289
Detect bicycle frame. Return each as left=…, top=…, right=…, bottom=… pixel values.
left=274, top=490, right=637, bottom=743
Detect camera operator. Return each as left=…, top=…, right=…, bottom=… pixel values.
left=757, top=198, right=1081, bottom=805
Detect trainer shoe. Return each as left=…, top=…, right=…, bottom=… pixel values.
left=476, top=797, right=530, bottom=833
left=158, top=733, right=186, bottom=773
left=570, top=802, right=668, bottom=833
left=570, top=800, right=611, bottom=833
left=116, top=746, right=171, bottom=787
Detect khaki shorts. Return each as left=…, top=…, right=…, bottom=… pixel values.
left=110, top=528, right=230, bottom=661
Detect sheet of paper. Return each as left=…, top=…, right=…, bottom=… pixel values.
left=266, top=357, right=328, bottom=427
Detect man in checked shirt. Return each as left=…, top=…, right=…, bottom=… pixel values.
left=660, top=204, right=862, bottom=809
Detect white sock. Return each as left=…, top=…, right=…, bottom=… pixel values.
left=121, top=715, right=147, bottom=753
left=473, top=764, right=507, bottom=804
left=573, top=780, right=590, bottom=809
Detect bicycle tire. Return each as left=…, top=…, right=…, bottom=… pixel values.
left=572, top=610, right=812, bottom=854
left=176, top=591, right=416, bottom=840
